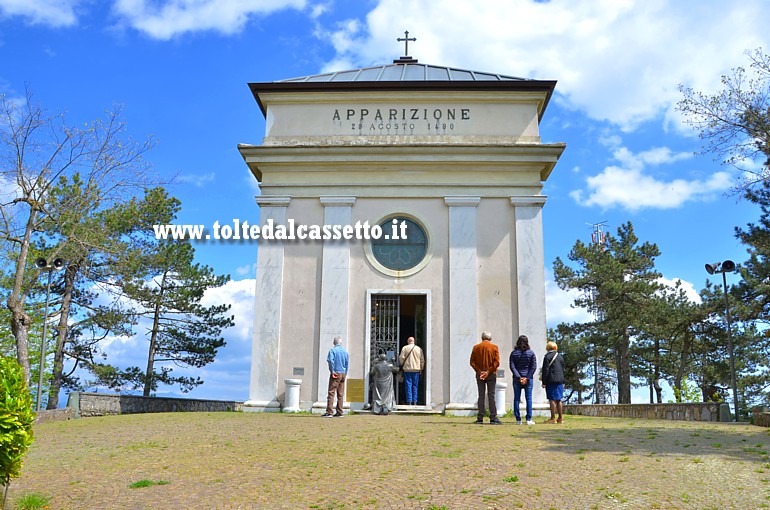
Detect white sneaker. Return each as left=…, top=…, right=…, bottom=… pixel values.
left=526, top=420, right=536, bottom=425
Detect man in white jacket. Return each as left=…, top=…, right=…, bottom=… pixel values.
left=399, top=336, right=425, bottom=405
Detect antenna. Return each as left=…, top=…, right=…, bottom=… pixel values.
left=587, top=221, right=608, bottom=247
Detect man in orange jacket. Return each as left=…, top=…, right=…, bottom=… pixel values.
left=469, top=331, right=501, bottom=424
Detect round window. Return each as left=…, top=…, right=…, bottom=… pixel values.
left=371, top=217, right=428, bottom=271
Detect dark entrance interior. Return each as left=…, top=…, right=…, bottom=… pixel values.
left=370, top=294, right=427, bottom=406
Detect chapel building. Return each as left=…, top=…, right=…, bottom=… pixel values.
left=239, top=53, right=565, bottom=414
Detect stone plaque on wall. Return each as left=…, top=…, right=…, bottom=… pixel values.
left=293, top=367, right=304, bottom=376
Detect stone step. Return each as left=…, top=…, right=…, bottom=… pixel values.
left=352, top=405, right=442, bottom=416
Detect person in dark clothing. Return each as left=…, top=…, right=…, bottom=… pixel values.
left=509, top=335, right=537, bottom=425
left=541, top=340, right=566, bottom=424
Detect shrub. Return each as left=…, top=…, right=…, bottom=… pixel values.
left=1, top=356, right=36, bottom=508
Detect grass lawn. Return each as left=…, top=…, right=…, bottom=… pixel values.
left=8, top=412, right=770, bottom=509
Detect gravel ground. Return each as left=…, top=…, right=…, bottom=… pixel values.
left=7, top=412, right=770, bottom=509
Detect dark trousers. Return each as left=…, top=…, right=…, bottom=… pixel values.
left=326, top=373, right=346, bottom=415
left=476, top=374, right=497, bottom=420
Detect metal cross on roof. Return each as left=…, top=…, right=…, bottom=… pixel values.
left=397, top=30, right=416, bottom=56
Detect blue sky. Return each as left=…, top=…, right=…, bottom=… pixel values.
left=3, top=0, right=769, bottom=403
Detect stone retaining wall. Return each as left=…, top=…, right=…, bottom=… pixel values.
left=67, top=392, right=243, bottom=418
left=34, top=407, right=76, bottom=424
left=755, top=412, right=770, bottom=427
left=563, top=403, right=730, bottom=422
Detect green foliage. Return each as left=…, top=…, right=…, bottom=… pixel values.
left=553, top=222, right=661, bottom=403
left=0, top=356, right=35, bottom=491
left=1, top=89, right=156, bottom=384
left=38, top=185, right=181, bottom=407
left=668, top=376, right=702, bottom=403
left=128, top=479, right=169, bottom=489
left=13, top=492, right=50, bottom=510
left=116, top=234, right=234, bottom=396
left=548, top=324, right=591, bottom=403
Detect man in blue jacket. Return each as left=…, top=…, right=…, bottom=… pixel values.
left=323, top=336, right=349, bottom=417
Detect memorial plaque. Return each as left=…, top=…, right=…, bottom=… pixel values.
left=293, top=367, right=304, bottom=376
left=346, top=378, right=365, bottom=403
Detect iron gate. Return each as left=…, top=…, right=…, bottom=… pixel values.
left=370, top=295, right=400, bottom=399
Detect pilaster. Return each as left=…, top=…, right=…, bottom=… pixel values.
left=511, top=195, right=549, bottom=408
left=315, top=196, right=356, bottom=407
left=444, top=196, right=480, bottom=413
left=244, top=196, right=291, bottom=412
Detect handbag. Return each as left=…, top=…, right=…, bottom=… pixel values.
left=539, top=352, right=558, bottom=381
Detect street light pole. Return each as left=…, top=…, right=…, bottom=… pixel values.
left=34, top=257, right=65, bottom=412
left=705, top=260, right=739, bottom=420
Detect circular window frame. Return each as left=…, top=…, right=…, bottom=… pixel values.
left=364, top=214, right=432, bottom=278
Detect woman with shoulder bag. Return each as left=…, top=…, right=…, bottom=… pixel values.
left=541, top=341, right=566, bottom=424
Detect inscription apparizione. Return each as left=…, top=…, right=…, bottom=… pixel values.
left=332, top=107, right=471, bottom=135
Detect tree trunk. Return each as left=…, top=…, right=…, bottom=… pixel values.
left=654, top=378, right=663, bottom=403
left=8, top=300, right=31, bottom=383
left=654, top=337, right=662, bottom=403
left=616, top=329, right=631, bottom=404
left=674, top=334, right=691, bottom=403
left=143, top=272, right=167, bottom=397
left=7, top=208, right=39, bottom=384
left=47, top=264, right=76, bottom=410
left=593, top=356, right=600, bottom=404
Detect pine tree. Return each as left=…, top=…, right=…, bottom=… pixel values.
left=553, top=222, right=661, bottom=403
left=121, top=238, right=234, bottom=396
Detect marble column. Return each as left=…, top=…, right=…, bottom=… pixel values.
left=444, top=196, right=480, bottom=413
left=315, top=196, right=356, bottom=407
left=511, top=195, right=549, bottom=408
left=244, top=196, right=290, bottom=411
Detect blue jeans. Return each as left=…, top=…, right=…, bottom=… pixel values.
left=404, top=371, right=420, bottom=404
left=513, top=378, right=533, bottom=421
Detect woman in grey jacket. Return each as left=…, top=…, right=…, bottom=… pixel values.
left=541, top=341, right=566, bottom=424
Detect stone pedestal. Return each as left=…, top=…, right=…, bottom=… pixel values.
left=495, top=380, right=507, bottom=415
left=283, top=379, right=302, bottom=412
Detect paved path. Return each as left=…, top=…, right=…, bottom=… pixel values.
left=9, top=413, right=770, bottom=509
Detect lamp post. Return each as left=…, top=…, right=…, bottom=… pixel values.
left=34, top=257, right=65, bottom=412
left=705, top=259, right=738, bottom=420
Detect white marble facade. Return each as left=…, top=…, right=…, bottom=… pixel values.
left=239, top=62, right=564, bottom=413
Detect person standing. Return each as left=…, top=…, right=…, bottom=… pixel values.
left=541, top=341, right=566, bottom=424
left=509, top=335, right=537, bottom=425
left=469, top=331, right=501, bottom=424
left=399, top=336, right=425, bottom=405
left=323, top=336, right=349, bottom=418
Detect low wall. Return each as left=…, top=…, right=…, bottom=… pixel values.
left=34, top=407, right=76, bottom=424
left=67, top=392, right=243, bottom=418
left=755, top=412, right=770, bottom=427
left=564, top=403, right=730, bottom=422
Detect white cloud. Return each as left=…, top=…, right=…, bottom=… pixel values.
left=112, top=0, right=306, bottom=40
left=177, top=172, right=215, bottom=187
left=235, top=263, right=255, bottom=276
left=318, top=0, right=770, bottom=130
left=570, top=143, right=732, bottom=211
left=658, top=276, right=701, bottom=303
left=545, top=272, right=593, bottom=327
left=0, top=0, right=79, bottom=26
